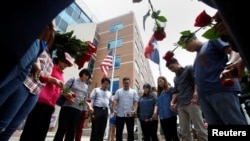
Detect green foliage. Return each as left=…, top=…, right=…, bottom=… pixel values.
left=142, top=0, right=167, bottom=31
left=202, top=28, right=222, bottom=40
left=50, top=31, right=89, bottom=60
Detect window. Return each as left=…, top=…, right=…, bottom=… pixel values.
left=134, top=61, right=140, bottom=74
left=134, top=26, right=139, bottom=38
left=110, top=23, right=124, bottom=32
left=144, top=66, right=147, bottom=73
left=140, top=73, right=145, bottom=83
left=107, top=38, right=122, bottom=49
left=114, top=57, right=121, bottom=68
left=141, top=56, right=144, bottom=66
left=87, top=58, right=95, bottom=74
left=135, top=79, right=140, bottom=92
left=93, top=38, right=99, bottom=47
left=109, top=77, right=120, bottom=94
left=134, top=42, right=139, bottom=54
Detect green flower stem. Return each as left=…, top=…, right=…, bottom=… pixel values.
left=172, top=45, right=179, bottom=52
left=148, top=0, right=160, bottom=29
left=193, top=27, right=203, bottom=34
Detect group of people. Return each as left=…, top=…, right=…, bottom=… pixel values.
left=1, top=0, right=249, bottom=141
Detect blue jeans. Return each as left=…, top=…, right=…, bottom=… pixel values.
left=199, top=91, right=247, bottom=125
left=0, top=84, right=39, bottom=141
left=0, top=39, right=42, bottom=89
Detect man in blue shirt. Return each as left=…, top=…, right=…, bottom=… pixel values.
left=112, top=77, right=139, bottom=141
left=183, top=34, right=247, bottom=125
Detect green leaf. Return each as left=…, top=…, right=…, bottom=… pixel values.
left=157, top=16, right=167, bottom=22
left=151, top=11, right=158, bottom=19
left=180, top=30, right=192, bottom=36
left=151, top=10, right=160, bottom=19
left=143, top=10, right=151, bottom=31
left=202, top=28, right=222, bottom=40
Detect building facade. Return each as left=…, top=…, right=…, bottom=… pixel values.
left=90, top=12, right=155, bottom=93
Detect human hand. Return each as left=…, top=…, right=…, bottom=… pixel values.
left=64, top=93, right=75, bottom=103
left=212, top=11, right=230, bottom=36
left=170, top=102, right=177, bottom=112
left=191, top=93, right=199, bottom=105
left=220, top=60, right=244, bottom=80
left=89, top=108, right=94, bottom=114
left=113, top=110, right=118, bottom=116
left=56, top=80, right=64, bottom=88
left=152, top=113, right=158, bottom=120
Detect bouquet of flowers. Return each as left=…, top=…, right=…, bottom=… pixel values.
left=51, top=31, right=97, bottom=70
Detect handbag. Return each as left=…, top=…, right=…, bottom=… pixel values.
left=56, top=78, right=75, bottom=106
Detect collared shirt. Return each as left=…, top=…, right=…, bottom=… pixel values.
left=113, top=88, right=139, bottom=117
left=23, top=41, right=53, bottom=95
left=90, top=87, right=112, bottom=108
left=38, top=64, right=64, bottom=106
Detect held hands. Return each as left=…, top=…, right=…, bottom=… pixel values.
left=191, top=92, right=199, bottom=105
left=170, top=102, right=177, bottom=112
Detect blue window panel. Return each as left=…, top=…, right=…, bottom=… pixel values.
left=110, top=23, right=124, bottom=32
left=107, top=38, right=122, bottom=49
left=114, top=57, right=121, bottom=68
left=112, top=80, right=119, bottom=94
left=109, top=80, right=119, bottom=94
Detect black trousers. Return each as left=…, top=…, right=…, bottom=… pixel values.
left=53, top=106, right=81, bottom=141
left=20, top=102, right=55, bottom=141
left=160, top=116, right=180, bottom=141
left=140, top=120, right=159, bottom=141
left=90, top=106, right=109, bottom=141
left=116, top=116, right=135, bottom=141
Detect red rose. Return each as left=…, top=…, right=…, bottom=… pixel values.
left=85, top=41, right=97, bottom=53
left=163, top=51, right=174, bottom=62
left=87, top=98, right=91, bottom=102
left=221, top=79, right=235, bottom=87
left=72, top=93, right=76, bottom=98
left=39, top=75, right=49, bottom=83
left=194, top=10, right=212, bottom=27
left=153, top=28, right=166, bottom=41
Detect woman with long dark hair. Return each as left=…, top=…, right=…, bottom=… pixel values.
left=138, top=83, right=159, bottom=141
left=157, top=76, right=179, bottom=141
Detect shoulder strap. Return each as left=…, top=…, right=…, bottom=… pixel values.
left=69, top=78, right=75, bottom=88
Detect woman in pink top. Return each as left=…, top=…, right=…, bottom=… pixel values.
left=20, top=53, right=73, bottom=141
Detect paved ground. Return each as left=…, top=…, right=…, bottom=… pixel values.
left=10, top=130, right=91, bottom=141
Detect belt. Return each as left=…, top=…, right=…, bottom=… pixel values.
left=94, top=106, right=108, bottom=110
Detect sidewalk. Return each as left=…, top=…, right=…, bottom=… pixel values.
left=10, top=129, right=91, bottom=141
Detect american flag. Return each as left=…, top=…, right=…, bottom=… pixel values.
left=100, top=50, right=113, bottom=77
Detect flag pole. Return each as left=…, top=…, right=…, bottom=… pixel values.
left=159, top=61, right=162, bottom=76
left=110, top=26, right=118, bottom=93
left=106, top=26, right=118, bottom=140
